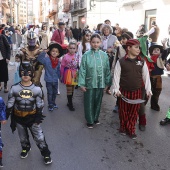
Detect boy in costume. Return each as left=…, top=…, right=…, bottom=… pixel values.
left=37, top=43, right=63, bottom=111
left=19, top=31, right=43, bottom=86
left=113, top=39, right=152, bottom=139
left=149, top=44, right=170, bottom=111
left=6, top=62, right=52, bottom=165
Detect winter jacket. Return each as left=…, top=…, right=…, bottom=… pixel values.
left=0, top=34, right=11, bottom=60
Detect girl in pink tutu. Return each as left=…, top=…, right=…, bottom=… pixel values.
left=60, top=41, right=79, bottom=111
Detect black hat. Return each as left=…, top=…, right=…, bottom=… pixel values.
left=47, top=43, right=63, bottom=58
left=58, top=22, right=65, bottom=26
left=149, top=44, right=163, bottom=55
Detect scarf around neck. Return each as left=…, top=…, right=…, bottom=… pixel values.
left=151, top=55, right=159, bottom=63
left=49, top=56, right=59, bottom=68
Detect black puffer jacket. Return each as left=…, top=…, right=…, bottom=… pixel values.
left=0, top=34, right=11, bottom=60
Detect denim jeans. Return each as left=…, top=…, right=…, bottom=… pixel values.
left=46, top=82, right=58, bottom=107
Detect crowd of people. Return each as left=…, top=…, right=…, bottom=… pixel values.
left=0, top=19, right=170, bottom=167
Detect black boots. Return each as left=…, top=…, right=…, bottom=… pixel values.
left=67, top=95, right=75, bottom=111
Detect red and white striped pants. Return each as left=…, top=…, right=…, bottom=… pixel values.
left=119, top=88, right=142, bottom=135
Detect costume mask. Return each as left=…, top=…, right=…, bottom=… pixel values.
left=19, top=62, right=34, bottom=78
left=27, top=31, right=37, bottom=46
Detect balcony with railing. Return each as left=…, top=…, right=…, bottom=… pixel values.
left=70, top=0, right=85, bottom=12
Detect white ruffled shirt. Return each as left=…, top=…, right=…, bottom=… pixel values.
left=77, top=42, right=91, bottom=66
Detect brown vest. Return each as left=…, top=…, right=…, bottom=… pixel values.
left=149, top=26, right=160, bottom=42
left=119, top=57, right=144, bottom=91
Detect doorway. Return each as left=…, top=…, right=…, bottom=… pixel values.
left=144, top=9, right=157, bottom=31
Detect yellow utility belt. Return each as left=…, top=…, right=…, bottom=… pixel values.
left=14, top=109, right=36, bottom=117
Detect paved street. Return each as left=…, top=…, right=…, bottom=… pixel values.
left=0, top=63, right=170, bottom=170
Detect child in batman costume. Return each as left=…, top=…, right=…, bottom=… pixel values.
left=6, top=62, right=52, bottom=165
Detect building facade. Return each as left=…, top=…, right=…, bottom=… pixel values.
left=0, top=0, right=11, bottom=24
left=48, top=0, right=58, bottom=26
left=57, top=0, right=71, bottom=26
left=70, top=0, right=117, bottom=29
left=27, top=0, right=33, bottom=24
left=70, top=0, right=87, bottom=28
left=112, top=0, right=170, bottom=42
left=18, top=0, right=27, bottom=25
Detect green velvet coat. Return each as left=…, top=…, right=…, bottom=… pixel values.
left=78, top=49, right=111, bottom=89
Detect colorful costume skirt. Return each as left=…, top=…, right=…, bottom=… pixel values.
left=62, top=68, right=78, bottom=85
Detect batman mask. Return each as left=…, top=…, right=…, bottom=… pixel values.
left=19, top=62, right=34, bottom=78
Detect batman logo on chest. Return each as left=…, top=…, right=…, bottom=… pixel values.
left=19, top=90, right=33, bottom=99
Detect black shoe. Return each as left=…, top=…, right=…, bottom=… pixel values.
left=67, top=103, right=75, bottom=111
left=87, top=123, right=93, bottom=129
left=151, top=106, right=160, bottom=111
left=139, top=125, right=146, bottom=131
left=130, top=134, right=137, bottom=140
left=0, top=159, right=3, bottom=167
left=20, top=148, right=31, bottom=159
left=160, top=118, right=170, bottom=125
left=94, top=120, right=100, bottom=125
left=44, top=156, right=52, bottom=165
left=75, top=85, right=78, bottom=89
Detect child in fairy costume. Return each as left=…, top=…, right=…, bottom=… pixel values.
left=60, top=41, right=79, bottom=111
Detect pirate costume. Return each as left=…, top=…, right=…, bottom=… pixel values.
left=113, top=39, right=152, bottom=139
left=111, top=31, right=133, bottom=113
left=149, top=45, right=170, bottom=111
left=6, top=62, right=52, bottom=165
